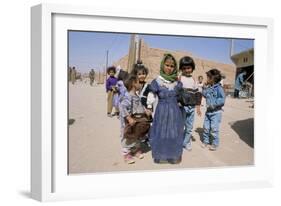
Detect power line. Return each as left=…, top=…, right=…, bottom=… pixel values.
left=108, top=36, right=127, bottom=64
left=107, top=34, right=120, bottom=51
left=224, top=39, right=253, bottom=52
left=235, top=41, right=253, bottom=51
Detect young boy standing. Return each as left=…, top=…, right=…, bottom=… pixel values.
left=202, top=69, right=225, bottom=151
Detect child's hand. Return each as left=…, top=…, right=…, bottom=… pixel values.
left=196, top=106, right=202, bottom=116
left=145, top=108, right=152, bottom=117
left=127, top=116, right=136, bottom=126
left=111, top=86, right=117, bottom=92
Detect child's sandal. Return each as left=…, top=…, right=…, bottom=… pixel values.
left=124, top=154, right=135, bottom=164
left=134, top=150, right=144, bottom=159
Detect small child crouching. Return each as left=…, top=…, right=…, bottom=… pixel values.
left=119, top=75, right=151, bottom=164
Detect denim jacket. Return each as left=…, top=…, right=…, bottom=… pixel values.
left=235, top=72, right=246, bottom=90
left=202, top=83, right=225, bottom=112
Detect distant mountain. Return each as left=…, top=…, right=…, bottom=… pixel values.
left=113, top=40, right=236, bottom=85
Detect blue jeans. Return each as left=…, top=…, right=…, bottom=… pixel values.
left=183, top=106, right=195, bottom=147
left=202, top=111, right=222, bottom=146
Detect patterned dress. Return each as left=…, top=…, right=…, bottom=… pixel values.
left=149, top=76, right=184, bottom=161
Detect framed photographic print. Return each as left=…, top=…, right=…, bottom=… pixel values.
left=31, top=3, right=274, bottom=201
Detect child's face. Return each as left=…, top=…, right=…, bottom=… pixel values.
left=163, top=58, right=175, bottom=75
left=137, top=70, right=147, bottom=83
left=198, top=77, right=203, bottom=83
left=181, top=65, right=193, bottom=75
left=109, top=71, right=115, bottom=77
left=206, top=76, right=214, bottom=85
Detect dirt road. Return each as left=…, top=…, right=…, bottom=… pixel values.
left=68, top=81, right=254, bottom=174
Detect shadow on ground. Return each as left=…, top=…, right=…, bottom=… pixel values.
left=230, top=118, right=254, bottom=148
left=195, top=127, right=204, bottom=143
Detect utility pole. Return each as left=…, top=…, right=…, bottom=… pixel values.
left=104, top=50, right=109, bottom=84
left=230, top=39, right=234, bottom=57
left=137, top=38, right=142, bottom=63
left=127, top=34, right=136, bottom=73
left=106, top=50, right=109, bottom=69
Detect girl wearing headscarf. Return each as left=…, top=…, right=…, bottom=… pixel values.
left=147, top=54, right=184, bottom=164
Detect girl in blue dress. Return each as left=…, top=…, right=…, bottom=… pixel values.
left=147, top=53, right=184, bottom=164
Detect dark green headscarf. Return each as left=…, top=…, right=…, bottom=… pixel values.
left=160, top=53, right=178, bottom=82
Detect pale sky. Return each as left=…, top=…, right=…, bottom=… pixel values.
left=68, top=31, right=254, bottom=73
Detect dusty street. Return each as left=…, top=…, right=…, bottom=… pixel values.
left=68, top=81, right=254, bottom=174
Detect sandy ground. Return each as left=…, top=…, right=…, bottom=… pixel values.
left=68, top=80, right=254, bottom=174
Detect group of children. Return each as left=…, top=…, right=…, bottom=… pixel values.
left=106, top=54, right=225, bottom=164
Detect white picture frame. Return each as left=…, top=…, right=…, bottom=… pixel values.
left=31, top=3, right=274, bottom=202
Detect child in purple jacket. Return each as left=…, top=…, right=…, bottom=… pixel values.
left=106, top=66, right=118, bottom=117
